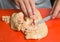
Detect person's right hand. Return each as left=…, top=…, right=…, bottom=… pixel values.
left=50, top=0, right=60, bottom=19
left=14, top=0, right=37, bottom=19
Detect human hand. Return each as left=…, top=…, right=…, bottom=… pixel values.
left=51, top=0, right=60, bottom=19
left=14, top=0, right=36, bottom=19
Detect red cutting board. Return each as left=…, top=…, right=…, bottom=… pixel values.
left=0, top=8, right=60, bottom=42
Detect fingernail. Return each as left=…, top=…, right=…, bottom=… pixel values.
left=30, top=15, right=34, bottom=19
left=52, top=17, right=55, bottom=19
left=33, top=12, right=36, bottom=15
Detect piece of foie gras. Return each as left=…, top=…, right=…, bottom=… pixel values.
left=2, top=10, right=48, bottom=40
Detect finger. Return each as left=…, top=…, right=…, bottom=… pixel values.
left=15, top=0, right=20, bottom=6
left=23, top=0, right=33, bottom=18
left=56, top=11, right=60, bottom=18
left=18, top=0, right=28, bottom=16
left=52, top=7, right=59, bottom=19
left=29, top=0, right=36, bottom=15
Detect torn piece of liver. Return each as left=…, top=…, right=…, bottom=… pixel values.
left=2, top=9, right=48, bottom=40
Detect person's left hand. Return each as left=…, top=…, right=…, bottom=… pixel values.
left=14, top=0, right=36, bottom=19
left=51, top=0, right=60, bottom=19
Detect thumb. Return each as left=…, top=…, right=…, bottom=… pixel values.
left=52, top=8, right=59, bottom=19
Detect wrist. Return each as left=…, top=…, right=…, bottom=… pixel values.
left=58, top=0, right=60, bottom=2
left=58, top=0, right=60, bottom=4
